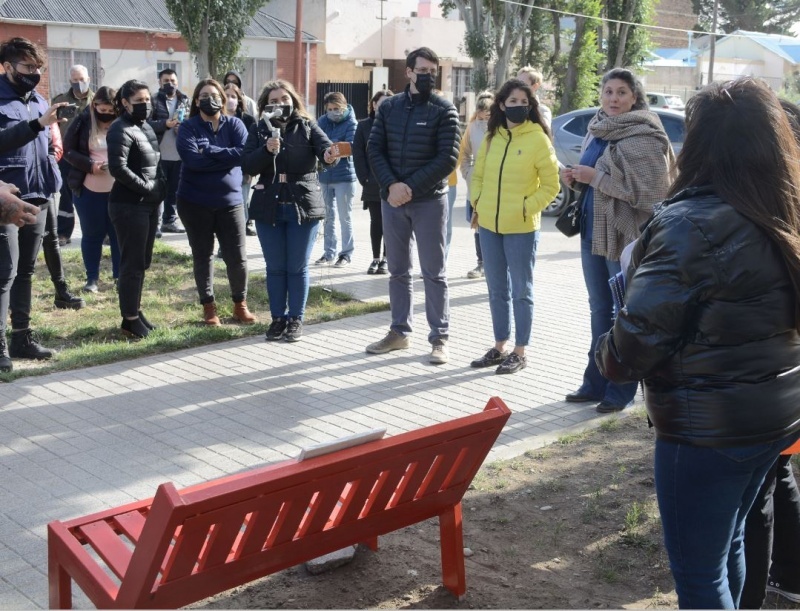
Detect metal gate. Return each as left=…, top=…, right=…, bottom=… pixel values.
left=316, top=82, right=370, bottom=120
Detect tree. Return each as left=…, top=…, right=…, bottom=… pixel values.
left=488, top=0, right=536, bottom=85
left=557, top=0, right=604, bottom=112
left=166, top=0, right=267, bottom=80
left=692, top=0, right=800, bottom=33
left=603, top=0, right=653, bottom=69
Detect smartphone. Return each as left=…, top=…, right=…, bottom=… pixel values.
left=57, top=104, right=78, bottom=120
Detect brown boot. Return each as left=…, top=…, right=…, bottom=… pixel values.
left=203, top=301, right=221, bottom=326
left=232, top=300, right=256, bottom=324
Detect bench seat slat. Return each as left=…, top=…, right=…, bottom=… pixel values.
left=77, top=520, right=134, bottom=581
left=113, top=510, right=147, bottom=544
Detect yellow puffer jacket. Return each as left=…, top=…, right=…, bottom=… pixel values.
left=471, top=121, right=560, bottom=234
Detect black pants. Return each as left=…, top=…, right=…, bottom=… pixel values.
left=108, top=200, right=158, bottom=318
left=57, top=158, right=75, bottom=238
left=741, top=454, right=800, bottom=608
left=159, top=160, right=182, bottom=225
left=365, top=200, right=385, bottom=260
left=0, top=199, right=49, bottom=333
left=42, top=197, right=66, bottom=286
left=177, top=199, right=248, bottom=304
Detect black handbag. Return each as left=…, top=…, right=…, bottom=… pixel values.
left=555, top=186, right=584, bottom=237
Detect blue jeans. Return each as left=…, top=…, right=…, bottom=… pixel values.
left=479, top=228, right=539, bottom=346
left=255, top=204, right=320, bottom=319
left=382, top=196, right=449, bottom=342
left=445, top=185, right=457, bottom=260
left=578, top=237, right=638, bottom=405
left=73, top=187, right=120, bottom=281
left=322, top=181, right=356, bottom=259
left=655, top=433, right=800, bottom=609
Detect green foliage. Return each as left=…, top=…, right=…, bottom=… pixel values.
left=165, top=0, right=267, bottom=80
left=693, top=0, right=800, bottom=34
left=514, top=7, right=553, bottom=75
left=604, top=0, right=655, bottom=69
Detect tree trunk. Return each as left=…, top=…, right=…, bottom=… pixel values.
left=551, top=8, right=561, bottom=61
left=492, top=0, right=535, bottom=86
left=613, top=23, right=630, bottom=67
left=196, top=14, right=211, bottom=78
left=560, top=16, right=586, bottom=112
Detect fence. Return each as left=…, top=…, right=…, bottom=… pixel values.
left=316, top=82, right=371, bottom=120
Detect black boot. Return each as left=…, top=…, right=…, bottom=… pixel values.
left=138, top=310, right=156, bottom=331
left=121, top=317, right=150, bottom=339
left=54, top=281, right=85, bottom=310
left=9, top=329, right=55, bottom=360
left=0, top=335, right=12, bottom=372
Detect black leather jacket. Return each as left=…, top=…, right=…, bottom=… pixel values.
left=367, top=86, right=460, bottom=202
left=596, top=187, right=800, bottom=447
left=353, top=116, right=380, bottom=203
left=241, top=113, right=333, bottom=224
left=107, top=113, right=164, bottom=204
left=63, top=107, right=94, bottom=195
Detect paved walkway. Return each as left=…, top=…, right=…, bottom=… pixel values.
left=0, top=183, right=618, bottom=608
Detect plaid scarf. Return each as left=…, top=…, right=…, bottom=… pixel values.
left=588, top=109, right=677, bottom=261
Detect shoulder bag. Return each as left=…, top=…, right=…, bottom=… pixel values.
left=555, top=186, right=585, bottom=237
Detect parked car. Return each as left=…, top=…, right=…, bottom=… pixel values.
left=542, top=107, right=685, bottom=216
left=647, top=92, right=686, bottom=111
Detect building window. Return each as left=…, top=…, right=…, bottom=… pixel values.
left=452, top=66, right=473, bottom=97
left=157, top=61, right=180, bottom=82
left=242, top=58, right=276, bottom=100
left=48, top=49, right=99, bottom=100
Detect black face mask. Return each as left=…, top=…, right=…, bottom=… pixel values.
left=198, top=97, right=222, bottom=116
left=128, top=102, right=151, bottom=122
left=94, top=110, right=116, bottom=123
left=10, top=68, right=40, bottom=94
left=162, top=83, right=176, bottom=96
left=504, top=105, right=530, bottom=125
left=414, top=73, right=434, bottom=96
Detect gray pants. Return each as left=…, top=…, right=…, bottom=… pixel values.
left=382, top=195, right=449, bottom=342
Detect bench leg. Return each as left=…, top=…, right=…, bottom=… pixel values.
left=439, top=502, right=466, bottom=600
left=48, top=557, right=72, bottom=609
left=362, top=536, right=379, bottom=551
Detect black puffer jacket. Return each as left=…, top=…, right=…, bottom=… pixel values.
left=368, top=86, right=460, bottom=201
left=63, top=107, right=95, bottom=195
left=353, top=116, right=379, bottom=204
left=596, top=187, right=800, bottom=448
left=107, top=113, right=164, bottom=204
left=241, top=113, right=333, bottom=224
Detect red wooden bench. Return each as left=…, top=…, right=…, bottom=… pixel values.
left=48, top=397, right=511, bottom=608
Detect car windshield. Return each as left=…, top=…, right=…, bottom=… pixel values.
left=665, top=96, right=684, bottom=107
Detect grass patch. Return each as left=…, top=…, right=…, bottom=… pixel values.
left=1, top=242, right=388, bottom=382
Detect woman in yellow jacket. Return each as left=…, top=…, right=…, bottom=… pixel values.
left=469, top=78, right=560, bottom=374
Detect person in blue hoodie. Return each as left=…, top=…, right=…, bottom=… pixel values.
left=176, top=78, right=255, bottom=327
left=0, top=37, right=66, bottom=371
left=314, top=91, right=358, bottom=267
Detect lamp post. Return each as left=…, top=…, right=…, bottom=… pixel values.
left=377, top=0, right=387, bottom=65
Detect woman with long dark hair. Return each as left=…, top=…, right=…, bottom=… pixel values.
left=353, top=89, right=392, bottom=275
left=596, top=77, right=800, bottom=609
left=223, top=82, right=256, bottom=236
left=242, top=80, right=336, bottom=343
left=107, top=79, right=165, bottom=339
left=176, top=77, right=254, bottom=326
left=469, top=79, right=559, bottom=374
left=562, top=68, right=674, bottom=412
left=64, top=85, right=120, bottom=293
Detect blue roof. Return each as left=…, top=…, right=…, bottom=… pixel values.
left=645, top=47, right=697, bottom=67
left=722, top=30, right=800, bottom=65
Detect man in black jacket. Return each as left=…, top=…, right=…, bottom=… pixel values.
left=148, top=69, right=188, bottom=234
left=366, top=47, right=460, bottom=364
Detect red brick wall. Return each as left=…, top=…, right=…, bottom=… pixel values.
left=276, top=40, right=319, bottom=101
left=99, top=30, right=188, bottom=52
left=652, top=0, right=698, bottom=48
left=0, top=23, right=51, bottom=99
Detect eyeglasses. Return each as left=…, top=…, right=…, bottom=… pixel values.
left=14, top=62, right=43, bottom=75
left=198, top=94, right=222, bottom=102
left=413, top=68, right=438, bottom=76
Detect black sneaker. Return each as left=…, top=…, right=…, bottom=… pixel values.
left=367, top=259, right=380, bottom=275
left=121, top=317, right=150, bottom=339
left=54, top=282, right=86, bottom=310
left=138, top=310, right=156, bottom=331
left=471, top=347, right=510, bottom=368
left=334, top=255, right=350, bottom=268
left=496, top=352, right=527, bottom=374
left=284, top=317, right=303, bottom=342
left=377, top=259, right=388, bottom=274
left=161, top=221, right=186, bottom=233
left=9, top=329, right=55, bottom=360
left=265, top=318, right=287, bottom=341
left=0, top=336, right=11, bottom=372
left=246, top=221, right=257, bottom=236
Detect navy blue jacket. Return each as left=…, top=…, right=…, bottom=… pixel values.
left=368, top=86, right=459, bottom=202
left=0, top=74, right=61, bottom=200
left=317, top=104, right=357, bottom=184
left=148, top=89, right=191, bottom=143
left=176, top=113, right=248, bottom=207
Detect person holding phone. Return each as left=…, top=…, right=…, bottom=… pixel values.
left=64, top=86, right=120, bottom=293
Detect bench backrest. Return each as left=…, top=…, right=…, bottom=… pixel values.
left=118, top=397, right=511, bottom=607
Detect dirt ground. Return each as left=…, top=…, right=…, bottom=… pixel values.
left=194, top=410, right=800, bottom=610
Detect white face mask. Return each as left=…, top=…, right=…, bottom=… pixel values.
left=226, top=98, right=237, bottom=111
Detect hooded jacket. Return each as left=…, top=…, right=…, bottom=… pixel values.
left=0, top=74, right=61, bottom=200
left=317, top=104, right=357, bottom=184
left=223, top=72, right=258, bottom=117
left=471, top=120, right=559, bottom=234
left=368, top=86, right=460, bottom=202
left=596, top=187, right=800, bottom=448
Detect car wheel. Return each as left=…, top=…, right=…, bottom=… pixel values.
left=542, top=179, right=570, bottom=217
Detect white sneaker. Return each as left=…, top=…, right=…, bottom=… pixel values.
left=467, top=264, right=484, bottom=279
left=366, top=330, right=410, bottom=354
left=429, top=340, right=449, bottom=364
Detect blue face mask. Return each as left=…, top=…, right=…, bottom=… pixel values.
left=326, top=108, right=346, bottom=123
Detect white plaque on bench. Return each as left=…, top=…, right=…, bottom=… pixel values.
left=298, top=428, right=386, bottom=461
